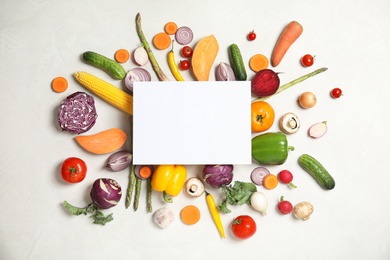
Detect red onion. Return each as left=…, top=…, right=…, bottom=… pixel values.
left=90, top=178, right=122, bottom=209
left=250, top=167, right=270, bottom=186
left=124, top=68, right=151, bottom=92
left=202, top=165, right=234, bottom=189
left=175, top=26, right=193, bottom=45
left=57, top=91, right=98, bottom=134
left=105, top=150, right=133, bottom=172
left=216, top=62, right=236, bottom=81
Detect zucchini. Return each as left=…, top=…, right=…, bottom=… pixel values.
left=298, top=154, right=335, bottom=190
left=82, top=51, right=126, bottom=80
left=228, top=44, right=247, bottom=81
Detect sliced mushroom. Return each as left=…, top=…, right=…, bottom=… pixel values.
left=185, top=177, right=205, bottom=198
left=279, top=112, right=300, bottom=134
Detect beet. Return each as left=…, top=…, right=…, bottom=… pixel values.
left=251, top=69, right=280, bottom=97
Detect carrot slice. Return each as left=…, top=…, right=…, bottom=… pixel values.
left=164, top=22, right=178, bottom=35
left=263, top=174, right=279, bottom=190
left=115, top=49, right=130, bottom=63
left=139, top=165, right=153, bottom=179
left=249, top=54, right=269, bottom=72
left=153, top=32, right=171, bottom=50
left=180, top=205, right=201, bottom=225
left=51, top=76, right=68, bottom=93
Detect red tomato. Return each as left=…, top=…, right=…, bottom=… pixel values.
left=231, top=215, right=257, bottom=239
left=180, top=60, right=190, bottom=70
left=301, top=54, right=315, bottom=67
left=61, top=157, right=87, bottom=183
left=181, top=46, right=193, bottom=58
left=330, top=88, right=343, bottom=98
left=247, top=30, right=256, bottom=41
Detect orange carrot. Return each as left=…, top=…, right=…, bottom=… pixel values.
left=138, top=165, right=153, bottom=179
left=271, top=21, right=303, bottom=67
left=51, top=76, right=68, bottom=93
left=263, top=174, right=279, bottom=190
left=152, top=32, right=171, bottom=50
left=115, top=49, right=130, bottom=63
left=164, top=22, right=178, bottom=35
left=180, top=205, right=201, bottom=225
left=249, top=54, right=269, bottom=72
left=75, top=128, right=127, bottom=155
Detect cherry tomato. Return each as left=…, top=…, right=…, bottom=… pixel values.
left=330, top=88, right=343, bottom=98
left=231, top=215, right=257, bottom=239
left=247, top=30, right=256, bottom=41
left=61, top=157, right=87, bottom=183
left=180, top=60, right=190, bottom=70
left=181, top=46, right=193, bottom=58
left=301, top=54, right=315, bottom=67
left=251, top=101, right=275, bottom=132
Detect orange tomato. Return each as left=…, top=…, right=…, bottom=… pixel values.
left=251, top=101, right=275, bottom=132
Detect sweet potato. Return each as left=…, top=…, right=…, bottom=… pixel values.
left=75, top=128, right=127, bottom=154
left=191, top=35, right=219, bottom=81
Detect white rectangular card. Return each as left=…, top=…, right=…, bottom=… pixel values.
left=132, top=81, right=251, bottom=165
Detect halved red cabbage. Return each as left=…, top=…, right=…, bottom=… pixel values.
left=58, top=91, right=98, bottom=134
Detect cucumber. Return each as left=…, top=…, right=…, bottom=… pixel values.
left=82, top=51, right=126, bottom=80
left=298, top=154, right=335, bottom=190
left=228, top=44, right=247, bottom=81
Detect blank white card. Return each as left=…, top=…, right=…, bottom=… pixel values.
left=132, top=81, right=251, bottom=165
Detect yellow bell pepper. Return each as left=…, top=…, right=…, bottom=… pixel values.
left=151, top=165, right=187, bottom=203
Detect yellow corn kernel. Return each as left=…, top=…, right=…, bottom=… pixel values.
left=74, top=71, right=133, bottom=115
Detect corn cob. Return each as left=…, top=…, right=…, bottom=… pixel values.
left=74, top=71, right=133, bottom=115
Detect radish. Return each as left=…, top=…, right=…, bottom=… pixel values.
left=309, top=121, right=327, bottom=138
left=278, top=170, right=297, bottom=188
left=133, top=46, right=149, bottom=66
left=251, top=69, right=280, bottom=97
left=277, top=196, right=293, bottom=215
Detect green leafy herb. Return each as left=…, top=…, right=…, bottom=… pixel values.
left=63, top=201, right=114, bottom=225
left=218, top=181, right=257, bottom=213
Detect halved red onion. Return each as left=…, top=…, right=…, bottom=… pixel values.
left=250, top=167, right=270, bottom=186
left=175, top=26, right=193, bottom=45
left=216, top=62, right=236, bottom=81
left=124, top=68, right=152, bottom=93
left=57, top=91, right=98, bottom=134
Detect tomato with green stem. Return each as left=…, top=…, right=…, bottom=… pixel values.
left=231, top=215, right=257, bottom=239
left=301, top=54, right=315, bottom=67
left=247, top=30, right=256, bottom=41
left=61, top=157, right=87, bottom=183
left=180, top=60, right=190, bottom=70
left=251, top=101, right=275, bottom=132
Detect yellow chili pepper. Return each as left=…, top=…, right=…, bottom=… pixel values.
left=168, top=40, right=185, bottom=81
left=151, top=165, right=187, bottom=203
left=205, top=191, right=225, bottom=239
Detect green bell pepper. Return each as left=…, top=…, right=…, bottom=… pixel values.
left=252, top=132, right=294, bottom=165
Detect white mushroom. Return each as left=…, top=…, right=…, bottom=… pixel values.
left=185, top=177, right=205, bottom=198
left=293, top=201, right=314, bottom=221
left=279, top=112, right=300, bottom=134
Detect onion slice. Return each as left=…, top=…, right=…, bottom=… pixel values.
left=57, top=91, right=98, bottom=134
left=175, top=26, right=193, bottom=45
left=308, top=121, right=327, bottom=138
left=133, top=46, right=149, bottom=66
left=250, top=167, right=270, bottom=186
left=124, top=68, right=151, bottom=92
